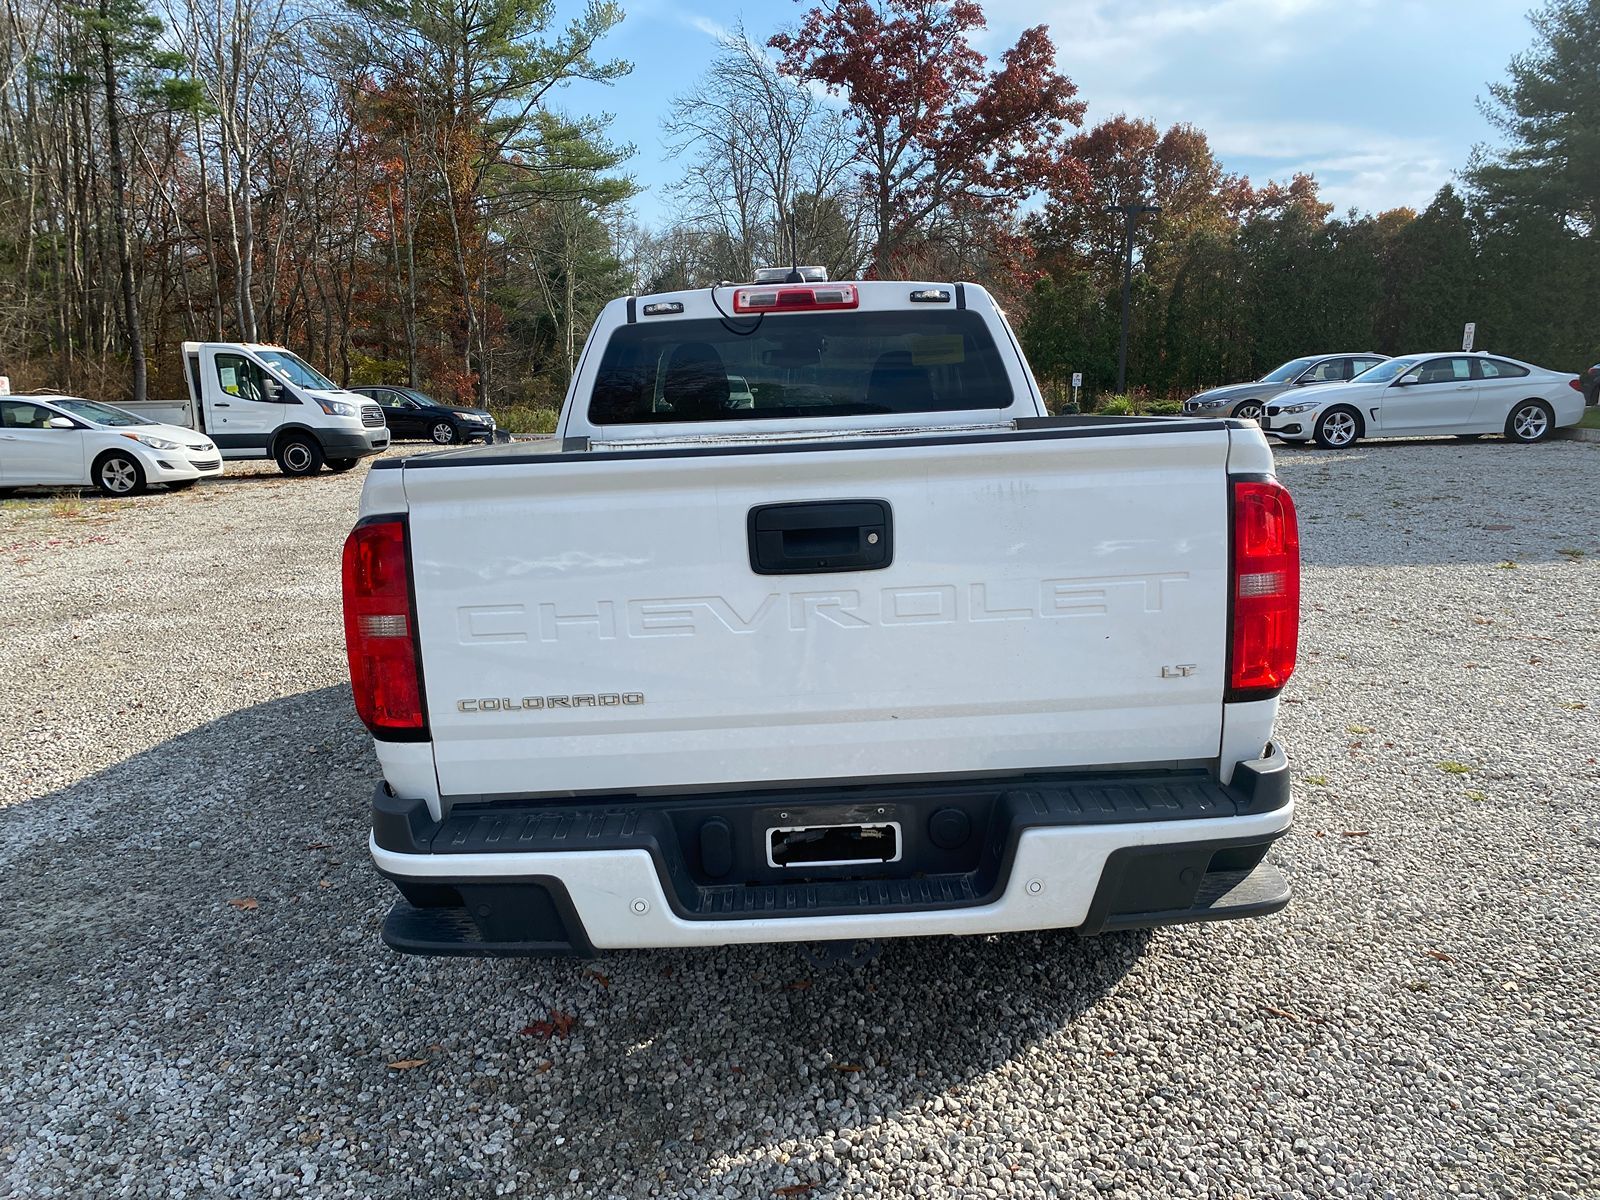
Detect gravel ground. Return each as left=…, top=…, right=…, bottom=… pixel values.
left=1, top=437, right=1597, bottom=1199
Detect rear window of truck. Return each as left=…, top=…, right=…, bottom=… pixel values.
left=588, top=311, right=1014, bottom=425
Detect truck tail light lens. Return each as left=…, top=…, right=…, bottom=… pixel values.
left=342, top=516, right=428, bottom=737
left=732, top=284, right=858, bottom=313
left=1229, top=479, right=1300, bottom=701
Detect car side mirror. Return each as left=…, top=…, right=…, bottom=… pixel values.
left=1393, top=376, right=1417, bottom=387
left=47, top=415, right=76, bottom=429
left=263, top=377, right=286, bottom=403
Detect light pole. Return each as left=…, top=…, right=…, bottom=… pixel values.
left=1107, top=202, right=1161, bottom=394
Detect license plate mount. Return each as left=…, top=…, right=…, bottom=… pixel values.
left=767, top=821, right=902, bottom=869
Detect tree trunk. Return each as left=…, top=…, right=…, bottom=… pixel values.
left=98, top=15, right=146, bottom=402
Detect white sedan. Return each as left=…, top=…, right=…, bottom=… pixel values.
left=1261, top=352, right=1587, bottom=448
left=0, top=395, right=224, bottom=496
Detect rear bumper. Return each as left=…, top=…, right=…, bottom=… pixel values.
left=370, top=744, right=1295, bottom=956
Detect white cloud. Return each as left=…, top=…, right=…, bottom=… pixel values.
left=973, top=0, right=1475, bottom=214
left=680, top=12, right=732, bottom=42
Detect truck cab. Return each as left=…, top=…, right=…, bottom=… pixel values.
left=174, top=342, right=389, bottom=475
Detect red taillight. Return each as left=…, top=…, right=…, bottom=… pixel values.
left=1229, top=479, right=1300, bottom=701
left=342, top=517, right=427, bottom=736
left=1569, top=379, right=1584, bottom=392
left=732, top=284, right=858, bottom=313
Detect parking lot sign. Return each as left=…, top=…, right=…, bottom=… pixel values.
left=1462, top=322, right=1476, bottom=352
left=1071, top=372, right=1082, bottom=388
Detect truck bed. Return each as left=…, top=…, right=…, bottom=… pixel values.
left=378, top=417, right=1241, bottom=803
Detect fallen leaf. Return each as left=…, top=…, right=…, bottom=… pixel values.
left=318, top=880, right=331, bottom=889
left=227, top=897, right=259, bottom=911
left=386, top=1059, right=427, bottom=1070
left=1403, top=980, right=1430, bottom=993
left=585, top=970, right=611, bottom=989
left=535, top=1060, right=553, bottom=1073
left=1424, top=949, right=1453, bottom=963
left=785, top=979, right=812, bottom=991
left=1261, top=1006, right=1298, bottom=1022
left=775, top=1186, right=815, bottom=1197
left=521, top=1010, right=577, bottom=1041
left=832, top=1062, right=863, bottom=1073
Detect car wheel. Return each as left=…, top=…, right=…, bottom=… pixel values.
left=1313, top=407, right=1361, bottom=449
left=327, top=457, right=359, bottom=473
left=275, top=435, right=325, bottom=476
left=1232, top=400, right=1265, bottom=423
left=93, top=451, right=147, bottom=497
left=1505, top=399, right=1554, bottom=443
left=430, top=421, right=459, bottom=445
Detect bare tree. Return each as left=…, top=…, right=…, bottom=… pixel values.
left=663, top=28, right=866, bottom=282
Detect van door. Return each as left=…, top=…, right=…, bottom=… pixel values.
left=204, top=346, right=282, bottom=456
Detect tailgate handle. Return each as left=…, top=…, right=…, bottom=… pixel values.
left=748, top=500, right=893, bottom=575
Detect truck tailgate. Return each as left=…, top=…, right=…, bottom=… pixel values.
left=402, top=428, right=1234, bottom=799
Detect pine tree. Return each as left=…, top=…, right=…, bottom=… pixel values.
left=1467, top=0, right=1600, bottom=234
left=68, top=0, right=203, bottom=402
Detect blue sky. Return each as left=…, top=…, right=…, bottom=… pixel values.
left=561, top=0, right=1538, bottom=226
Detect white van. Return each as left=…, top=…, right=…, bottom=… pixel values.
left=119, top=343, right=389, bottom=475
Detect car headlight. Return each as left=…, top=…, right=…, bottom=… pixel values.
left=465, top=413, right=490, bottom=423
left=126, top=433, right=181, bottom=450
left=1198, top=399, right=1230, bottom=409
left=1278, top=401, right=1321, bottom=415
left=316, top=398, right=359, bottom=417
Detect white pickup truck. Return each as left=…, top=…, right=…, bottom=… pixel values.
left=342, top=277, right=1300, bottom=957
left=118, top=342, right=389, bottom=475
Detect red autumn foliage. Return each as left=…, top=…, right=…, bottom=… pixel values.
left=771, top=0, right=1087, bottom=276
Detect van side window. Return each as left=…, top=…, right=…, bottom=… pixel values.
left=216, top=353, right=268, bottom=402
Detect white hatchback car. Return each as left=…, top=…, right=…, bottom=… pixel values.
left=1261, top=353, right=1587, bottom=448
left=0, top=395, right=224, bottom=496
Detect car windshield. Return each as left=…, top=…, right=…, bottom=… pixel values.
left=50, top=398, right=147, bottom=427
left=589, top=310, right=1014, bottom=425
left=1259, top=357, right=1316, bottom=383
left=1352, top=356, right=1422, bottom=383
left=257, top=349, right=337, bottom=390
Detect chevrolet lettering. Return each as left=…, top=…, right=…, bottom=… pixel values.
left=342, top=273, right=1300, bottom=960
left=456, top=573, right=1190, bottom=644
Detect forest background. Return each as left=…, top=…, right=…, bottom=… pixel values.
left=0, top=0, right=1593, bottom=426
